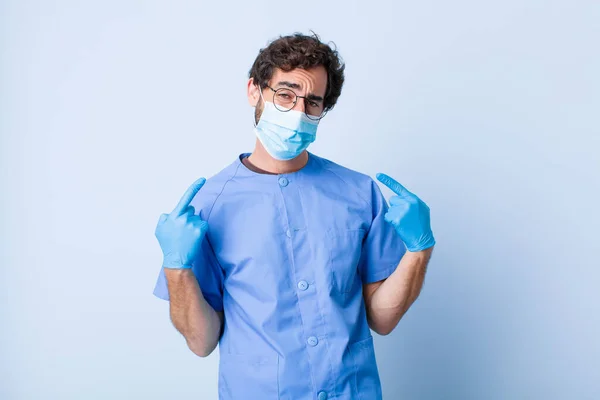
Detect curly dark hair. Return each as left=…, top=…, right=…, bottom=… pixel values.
left=248, top=32, right=345, bottom=112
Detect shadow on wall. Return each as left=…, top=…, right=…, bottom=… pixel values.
left=376, top=215, right=521, bottom=400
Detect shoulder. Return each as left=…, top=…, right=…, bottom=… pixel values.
left=189, top=156, right=244, bottom=215
left=311, top=153, right=378, bottom=200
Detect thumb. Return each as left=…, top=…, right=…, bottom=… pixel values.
left=158, top=213, right=169, bottom=224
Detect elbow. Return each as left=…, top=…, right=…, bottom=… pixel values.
left=186, top=338, right=216, bottom=358
left=371, top=324, right=395, bottom=336
left=368, top=313, right=403, bottom=336
left=170, top=316, right=220, bottom=358
left=190, top=347, right=213, bottom=358
left=368, top=318, right=396, bottom=336
left=367, top=302, right=411, bottom=336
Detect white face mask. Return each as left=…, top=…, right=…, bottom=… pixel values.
left=254, top=89, right=319, bottom=161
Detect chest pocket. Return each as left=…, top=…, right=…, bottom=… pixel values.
left=327, top=228, right=366, bottom=293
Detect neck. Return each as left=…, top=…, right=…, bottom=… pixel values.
left=247, top=139, right=309, bottom=174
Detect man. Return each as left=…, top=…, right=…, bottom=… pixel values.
left=153, top=32, right=435, bottom=400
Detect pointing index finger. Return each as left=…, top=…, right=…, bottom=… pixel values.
left=376, top=173, right=413, bottom=199
left=172, top=177, right=206, bottom=216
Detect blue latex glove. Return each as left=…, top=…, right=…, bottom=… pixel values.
left=376, top=173, right=436, bottom=252
left=155, top=178, right=209, bottom=269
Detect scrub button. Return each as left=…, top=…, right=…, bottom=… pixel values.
left=307, top=336, right=318, bottom=346
left=297, top=280, right=308, bottom=291
left=317, top=391, right=327, bottom=400
left=286, top=229, right=292, bottom=238
left=278, top=177, right=289, bottom=187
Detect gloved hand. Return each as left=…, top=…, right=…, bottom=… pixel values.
left=155, top=177, right=209, bottom=269
left=376, top=173, right=436, bottom=252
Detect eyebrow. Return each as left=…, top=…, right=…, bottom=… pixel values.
left=276, top=81, right=324, bottom=102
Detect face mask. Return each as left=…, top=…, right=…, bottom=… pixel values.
left=254, top=90, right=319, bottom=161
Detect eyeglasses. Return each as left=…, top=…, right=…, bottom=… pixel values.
left=265, top=85, right=327, bottom=121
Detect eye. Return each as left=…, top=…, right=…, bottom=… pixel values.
left=308, top=101, right=320, bottom=108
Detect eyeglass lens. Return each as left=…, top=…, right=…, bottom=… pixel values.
left=272, top=88, right=324, bottom=120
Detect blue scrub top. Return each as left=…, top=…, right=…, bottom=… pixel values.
left=153, top=152, right=406, bottom=400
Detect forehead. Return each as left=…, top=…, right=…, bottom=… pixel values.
left=269, top=66, right=327, bottom=96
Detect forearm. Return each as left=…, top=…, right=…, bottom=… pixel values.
left=367, top=247, right=433, bottom=335
left=164, top=268, right=222, bottom=357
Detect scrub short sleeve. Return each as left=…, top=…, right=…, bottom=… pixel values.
left=152, top=236, right=224, bottom=312
left=358, top=180, right=407, bottom=284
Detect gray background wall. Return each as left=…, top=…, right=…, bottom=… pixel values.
left=1, top=0, right=598, bottom=399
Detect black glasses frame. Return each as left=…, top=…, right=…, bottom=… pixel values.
left=266, top=85, right=328, bottom=121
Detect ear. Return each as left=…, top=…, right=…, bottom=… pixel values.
left=247, top=78, right=260, bottom=107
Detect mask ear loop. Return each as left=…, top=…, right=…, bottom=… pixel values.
left=253, top=85, right=265, bottom=128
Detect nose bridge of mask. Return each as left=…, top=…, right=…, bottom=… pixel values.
left=261, top=102, right=318, bottom=130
